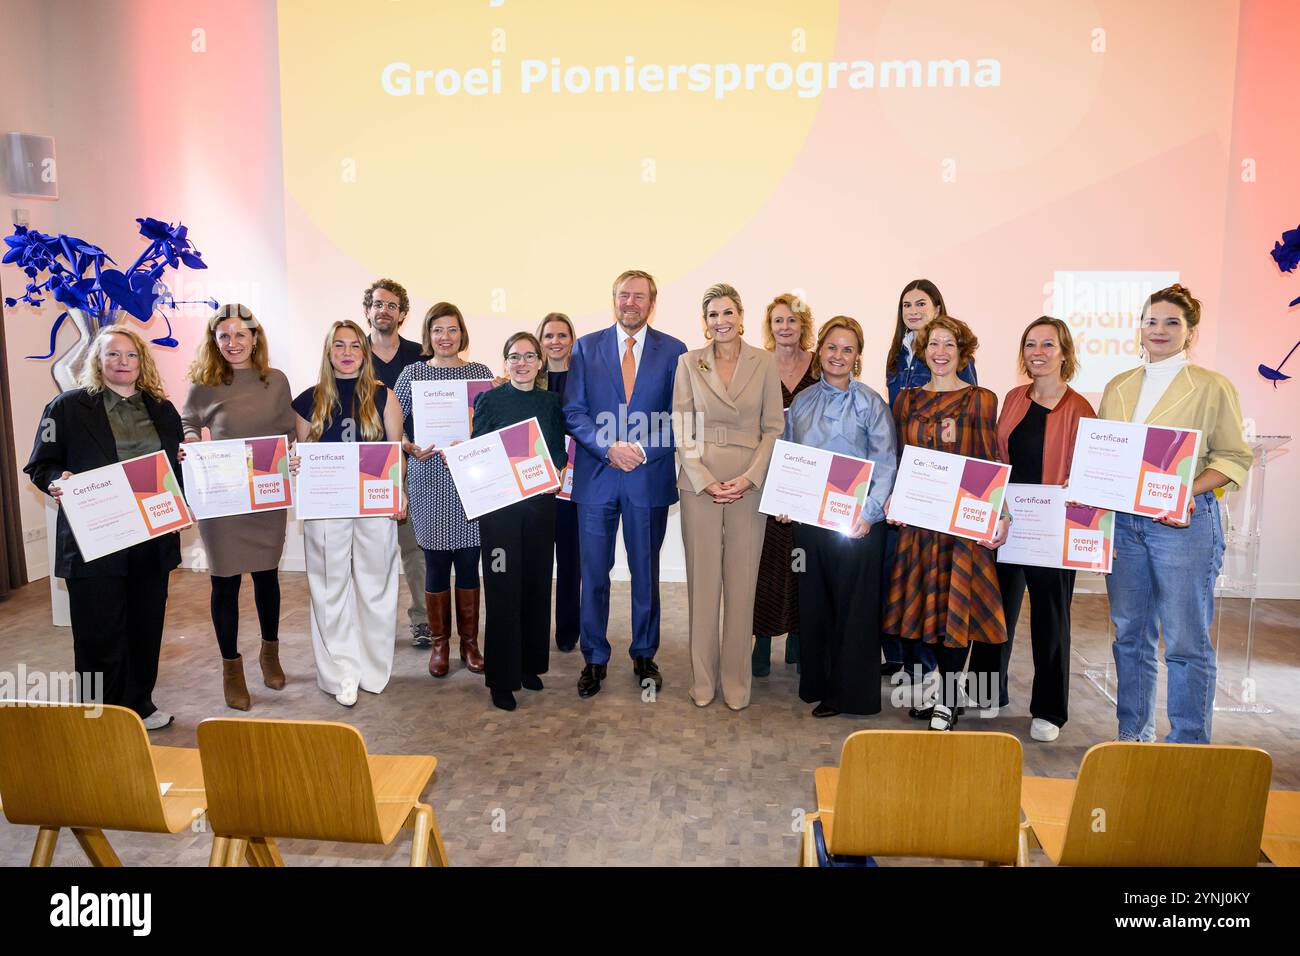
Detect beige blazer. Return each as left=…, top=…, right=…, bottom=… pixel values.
left=1097, top=363, right=1252, bottom=492
left=672, top=342, right=785, bottom=495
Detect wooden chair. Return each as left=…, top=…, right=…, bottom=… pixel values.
left=0, top=701, right=206, bottom=865
left=799, top=730, right=1026, bottom=866
left=196, top=718, right=448, bottom=867
left=1020, top=742, right=1272, bottom=866
left=1261, top=790, right=1300, bottom=867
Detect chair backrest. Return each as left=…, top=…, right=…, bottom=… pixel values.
left=196, top=718, right=384, bottom=843
left=0, top=701, right=169, bottom=831
left=1058, top=742, right=1272, bottom=866
left=829, top=729, right=1023, bottom=863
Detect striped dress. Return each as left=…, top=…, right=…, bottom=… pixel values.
left=884, top=386, right=1008, bottom=649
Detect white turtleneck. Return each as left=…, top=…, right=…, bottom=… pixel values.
left=902, top=329, right=917, bottom=361
left=1132, top=351, right=1190, bottom=423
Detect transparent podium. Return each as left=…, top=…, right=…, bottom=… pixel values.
left=1076, top=435, right=1291, bottom=715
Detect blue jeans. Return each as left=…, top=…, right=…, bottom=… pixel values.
left=1106, top=492, right=1224, bottom=744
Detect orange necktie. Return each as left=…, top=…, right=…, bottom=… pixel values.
left=622, top=335, right=636, bottom=402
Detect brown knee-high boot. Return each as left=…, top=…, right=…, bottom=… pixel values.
left=456, top=587, right=484, bottom=674
left=426, top=591, right=452, bottom=678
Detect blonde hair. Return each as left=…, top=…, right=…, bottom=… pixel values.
left=811, top=316, right=864, bottom=379
left=308, top=320, right=385, bottom=442
left=1018, top=316, right=1078, bottom=383
left=612, top=269, right=658, bottom=303
left=80, top=324, right=167, bottom=400
left=187, top=303, right=270, bottom=386
left=763, top=293, right=814, bottom=352
left=700, top=283, right=743, bottom=337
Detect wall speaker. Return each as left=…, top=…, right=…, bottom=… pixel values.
left=3, top=132, right=58, bottom=200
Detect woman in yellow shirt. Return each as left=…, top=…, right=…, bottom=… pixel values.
left=1097, top=284, right=1251, bottom=744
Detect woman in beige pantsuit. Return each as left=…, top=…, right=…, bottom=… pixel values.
left=672, top=284, right=785, bottom=710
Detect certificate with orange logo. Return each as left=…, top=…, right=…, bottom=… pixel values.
left=757, top=440, right=875, bottom=534
left=295, top=441, right=403, bottom=519
left=998, top=483, right=1114, bottom=573
left=1067, top=419, right=1201, bottom=522
left=411, top=379, right=495, bottom=448
left=181, top=435, right=293, bottom=520
left=444, top=417, right=561, bottom=520
left=887, top=446, right=1010, bottom=543
left=58, top=451, right=193, bottom=562
left=555, top=437, right=578, bottom=501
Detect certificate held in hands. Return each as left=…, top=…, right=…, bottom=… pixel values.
left=998, top=483, right=1115, bottom=573
left=887, top=445, right=1011, bottom=543
left=59, top=451, right=193, bottom=562
left=757, top=439, right=875, bottom=534
left=444, top=417, right=561, bottom=520
left=555, top=436, right=577, bottom=502
left=1066, top=418, right=1201, bottom=522
left=411, top=379, right=494, bottom=448
left=181, top=435, right=293, bottom=520
left=295, top=442, right=402, bottom=519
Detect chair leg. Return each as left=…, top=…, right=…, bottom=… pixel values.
left=223, top=837, right=248, bottom=867
left=72, top=828, right=122, bottom=866
left=1017, top=826, right=1030, bottom=867
left=428, top=806, right=449, bottom=867
left=408, top=806, right=430, bottom=867
left=209, top=836, right=230, bottom=867
left=247, top=836, right=284, bottom=867
left=30, top=826, right=59, bottom=867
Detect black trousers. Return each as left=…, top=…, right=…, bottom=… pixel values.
left=554, top=498, right=581, bottom=648
left=795, top=522, right=885, bottom=715
left=64, top=538, right=171, bottom=718
left=969, top=562, right=1074, bottom=726
left=480, top=495, right=557, bottom=691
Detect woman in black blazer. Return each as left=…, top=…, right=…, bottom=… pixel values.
left=24, top=324, right=186, bottom=730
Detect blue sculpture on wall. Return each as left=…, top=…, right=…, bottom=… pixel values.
left=1260, top=224, right=1300, bottom=387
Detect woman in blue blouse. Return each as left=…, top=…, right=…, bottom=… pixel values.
left=778, top=316, right=897, bottom=717
left=881, top=279, right=977, bottom=682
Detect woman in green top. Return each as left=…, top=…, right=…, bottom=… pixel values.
left=471, top=331, right=569, bottom=711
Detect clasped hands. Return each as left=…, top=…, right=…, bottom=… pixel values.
left=704, top=476, right=753, bottom=504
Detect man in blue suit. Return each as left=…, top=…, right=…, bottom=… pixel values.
left=564, top=270, right=688, bottom=698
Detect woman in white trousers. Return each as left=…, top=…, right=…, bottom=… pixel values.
left=292, top=320, right=406, bottom=706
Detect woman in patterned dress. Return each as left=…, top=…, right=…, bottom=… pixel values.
left=884, top=315, right=1008, bottom=731
left=395, top=303, right=494, bottom=679
left=751, top=293, right=818, bottom=677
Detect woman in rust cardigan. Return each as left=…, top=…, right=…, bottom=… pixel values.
left=971, top=316, right=1094, bottom=742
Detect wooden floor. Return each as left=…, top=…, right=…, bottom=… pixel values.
left=0, top=572, right=1296, bottom=866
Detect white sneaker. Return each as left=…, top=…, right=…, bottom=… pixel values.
left=335, top=679, right=358, bottom=707
left=1030, top=718, right=1060, bottom=742
left=142, top=711, right=174, bottom=731
left=929, top=704, right=956, bottom=731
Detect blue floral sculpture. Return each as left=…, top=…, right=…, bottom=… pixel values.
left=1260, top=224, right=1300, bottom=387
left=3, top=217, right=216, bottom=390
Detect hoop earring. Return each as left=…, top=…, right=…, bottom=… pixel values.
left=704, top=328, right=713, bottom=340
left=738, top=324, right=745, bottom=336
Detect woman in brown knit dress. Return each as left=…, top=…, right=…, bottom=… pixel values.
left=751, top=293, right=818, bottom=677
left=182, top=305, right=297, bottom=711
left=884, top=315, right=1008, bottom=730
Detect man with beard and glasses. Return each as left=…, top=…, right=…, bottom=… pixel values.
left=363, top=279, right=429, bottom=647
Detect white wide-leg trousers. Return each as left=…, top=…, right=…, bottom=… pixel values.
left=304, top=517, right=398, bottom=696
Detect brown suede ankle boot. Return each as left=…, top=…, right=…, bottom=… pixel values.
left=259, top=639, right=286, bottom=690
left=222, top=655, right=251, bottom=711
left=426, top=590, right=452, bottom=678
left=456, top=587, right=484, bottom=674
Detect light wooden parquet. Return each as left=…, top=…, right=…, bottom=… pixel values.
left=0, top=572, right=1296, bottom=866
